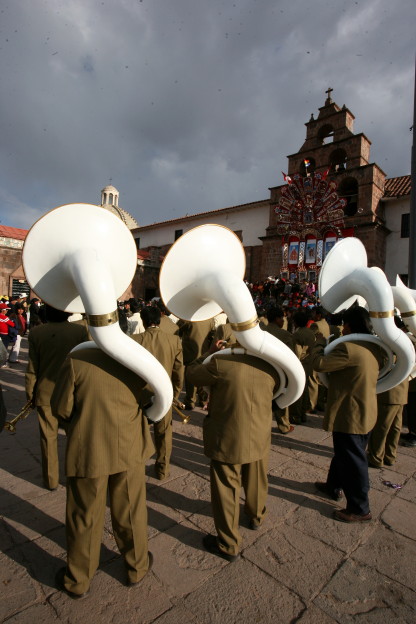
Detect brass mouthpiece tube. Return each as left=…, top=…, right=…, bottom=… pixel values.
left=172, top=398, right=190, bottom=424
left=4, top=400, right=34, bottom=434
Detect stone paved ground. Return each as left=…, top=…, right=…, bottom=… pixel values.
left=1, top=337, right=415, bottom=623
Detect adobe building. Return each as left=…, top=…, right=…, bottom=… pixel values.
left=0, top=91, right=412, bottom=299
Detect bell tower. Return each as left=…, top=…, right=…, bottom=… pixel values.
left=262, top=89, right=389, bottom=279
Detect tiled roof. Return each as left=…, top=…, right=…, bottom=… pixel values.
left=0, top=224, right=28, bottom=240
left=384, top=175, right=411, bottom=198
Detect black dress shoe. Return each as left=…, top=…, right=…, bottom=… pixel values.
left=367, top=461, right=382, bottom=469
left=334, top=509, right=372, bottom=523
left=315, top=481, right=343, bottom=501
left=248, top=519, right=261, bottom=531
left=55, top=567, right=90, bottom=599
left=400, top=436, right=416, bottom=447
left=202, top=535, right=240, bottom=562
left=127, top=552, right=154, bottom=586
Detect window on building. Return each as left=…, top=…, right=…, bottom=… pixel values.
left=329, top=148, right=348, bottom=172
left=318, top=124, right=334, bottom=144
left=401, top=213, right=410, bottom=238
left=135, top=238, right=140, bottom=249
left=338, top=177, right=358, bottom=217
left=174, top=229, right=183, bottom=240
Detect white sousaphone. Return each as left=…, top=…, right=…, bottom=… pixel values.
left=22, top=203, right=173, bottom=422
left=318, top=237, right=415, bottom=393
left=393, top=275, right=416, bottom=338
left=159, top=224, right=306, bottom=408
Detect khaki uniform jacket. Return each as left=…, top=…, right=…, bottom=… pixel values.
left=212, top=322, right=236, bottom=347
left=187, top=353, right=279, bottom=464
left=179, top=319, right=213, bottom=365
left=132, top=327, right=184, bottom=400
left=25, top=321, right=90, bottom=405
left=377, top=378, right=409, bottom=406
left=293, top=326, right=316, bottom=374
left=264, top=323, right=295, bottom=351
left=50, top=348, right=154, bottom=477
left=311, top=338, right=383, bottom=434
left=159, top=315, right=179, bottom=335
left=309, top=318, right=330, bottom=339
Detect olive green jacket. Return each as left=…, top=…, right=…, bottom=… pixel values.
left=311, top=338, right=383, bottom=434
left=25, top=321, right=90, bottom=405
left=132, top=327, right=184, bottom=400
left=187, top=353, right=279, bottom=464
left=51, top=347, right=154, bottom=477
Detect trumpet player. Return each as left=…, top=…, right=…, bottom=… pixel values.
left=25, top=305, right=89, bottom=490
left=131, top=305, right=184, bottom=480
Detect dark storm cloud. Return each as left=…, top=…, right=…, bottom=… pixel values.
left=0, top=0, right=414, bottom=229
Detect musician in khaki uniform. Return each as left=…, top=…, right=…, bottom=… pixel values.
left=51, top=346, right=155, bottom=598
left=179, top=318, right=213, bottom=409
left=156, top=301, right=180, bottom=335
left=308, top=306, right=330, bottom=414
left=367, top=319, right=410, bottom=467
left=132, top=306, right=184, bottom=480
left=211, top=321, right=236, bottom=347
left=311, top=306, right=383, bottom=523
left=290, top=311, right=316, bottom=423
left=263, top=306, right=296, bottom=434
left=25, top=305, right=89, bottom=490
left=187, top=343, right=279, bottom=561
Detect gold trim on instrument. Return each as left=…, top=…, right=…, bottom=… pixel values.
left=401, top=310, right=416, bottom=318
left=368, top=310, right=394, bottom=319
left=86, top=310, right=119, bottom=327
left=230, top=316, right=259, bottom=331
left=172, top=398, right=190, bottom=423
left=4, top=400, right=34, bottom=434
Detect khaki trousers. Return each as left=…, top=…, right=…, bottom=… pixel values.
left=37, top=405, right=59, bottom=489
left=63, top=467, right=149, bottom=595
left=153, top=409, right=172, bottom=476
left=210, top=456, right=268, bottom=556
left=274, top=406, right=291, bottom=433
left=368, top=404, right=403, bottom=466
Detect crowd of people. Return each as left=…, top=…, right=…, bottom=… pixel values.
left=0, top=276, right=415, bottom=598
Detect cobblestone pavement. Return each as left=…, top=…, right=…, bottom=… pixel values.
left=1, top=338, right=415, bottom=623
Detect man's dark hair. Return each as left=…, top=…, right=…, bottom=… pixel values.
left=45, top=304, right=71, bottom=323
left=314, top=306, right=326, bottom=318
left=343, top=306, right=373, bottom=334
left=293, top=310, right=308, bottom=328
left=130, top=300, right=142, bottom=314
left=140, top=306, right=161, bottom=327
left=155, top=300, right=169, bottom=315
left=266, top=306, right=284, bottom=323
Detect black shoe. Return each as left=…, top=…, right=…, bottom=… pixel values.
left=315, top=481, right=343, bottom=501
left=367, top=461, right=382, bottom=469
left=248, top=519, right=261, bottom=531
left=400, top=437, right=416, bottom=447
left=127, top=552, right=153, bottom=586
left=400, top=432, right=416, bottom=440
left=55, top=567, right=90, bottom=599
left=202, top=535, right=240, bottom=562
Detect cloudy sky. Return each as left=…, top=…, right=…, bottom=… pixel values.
left=0, top=0, right=415, bottom=231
